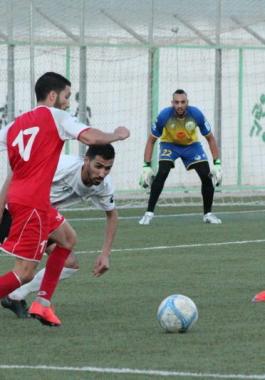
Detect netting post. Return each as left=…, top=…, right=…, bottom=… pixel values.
left=214, top=0, right=222, bottom=160
left=149, top=48, right=159, bottom=172
left=78, top=0, right=87, bottom=156
left=7, top=1, right=15, bottom=123
left=237, top=48, right=243, bottom=186
left=65, top=46, right=71, bottom=155
left=30, top=0, right=35, bottom=109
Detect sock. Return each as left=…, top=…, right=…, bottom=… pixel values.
left=8, top=267, right=79, bottom=301
left=36, top=246, right=71, bottom=302
left=0, top=271, right=21, bottom=298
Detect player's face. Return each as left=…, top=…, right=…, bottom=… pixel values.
left=82, top=155, right=114, bottom=186
left=171, top=93, right=188, bottom=117
left=54, top=85, right=71, bottom=110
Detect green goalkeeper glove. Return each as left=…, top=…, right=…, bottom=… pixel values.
left=210, top=159, right=222, bottom=187
left=139, top=162, right=155, bottom=189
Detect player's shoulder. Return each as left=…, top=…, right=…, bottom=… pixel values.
left=56, top=154, right=82, bottom=175
left=158, top=107, right=175, bottom=122
left=186, top=105, right=205, bottom=121
left=49, top=107, right=71, bottom=121
left=103, top=174, right=113, bottom=188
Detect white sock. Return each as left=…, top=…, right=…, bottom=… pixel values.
left=9, top=267, right=79, bottom=301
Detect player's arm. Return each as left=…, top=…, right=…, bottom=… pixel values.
left=204, top=132, right=219, bottom=161
left=139, top=134, right=157, bottom=189
left=0, top=173, right=12, bottom=222
left=79, top=127, right=130, bottom=145
left=92, top=208, right=118, bottom=277
left=204, top=132, right=222, bottom=186
left=52, top=108, right=130, bottom=145
left=144, top=134, right=158, bottom=163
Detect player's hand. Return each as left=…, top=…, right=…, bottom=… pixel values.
left=114, top=126, right=130, bottom=141
left=210, top=159, right=222, bottom=186
left=139, top=163, right=155, bottom=189
left=92, top=254, right=110, bottom=277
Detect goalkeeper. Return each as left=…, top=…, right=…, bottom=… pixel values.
left=139, top=89, right=222, bottom=225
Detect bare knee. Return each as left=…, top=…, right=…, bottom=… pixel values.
left=13, top=260, right=37, bottom=284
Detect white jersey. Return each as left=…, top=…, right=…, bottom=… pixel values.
left=51, top=154, right=115, bottom=211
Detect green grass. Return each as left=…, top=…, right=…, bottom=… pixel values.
left=1, top=206, right=265, bottom=379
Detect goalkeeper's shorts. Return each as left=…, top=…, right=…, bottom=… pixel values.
left=159, top=142, right=208, bottom=169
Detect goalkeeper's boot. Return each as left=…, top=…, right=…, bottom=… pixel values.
left=139, top=211, right=154, bottom=225
left=252, top=290, right=265, bottom=303
left=203, top=212, right=222, bottom=224
left=1, top=296, right=30, bottom=318
left=29, top=301, right=61, bottom=327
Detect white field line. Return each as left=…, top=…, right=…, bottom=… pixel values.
left=67, top=208, right=265, bottom=222
left=1, top=239, right=265, bottom=258
left=0, top=365, right=265, bottom=379
left=73, top=239, right=265, bottom=255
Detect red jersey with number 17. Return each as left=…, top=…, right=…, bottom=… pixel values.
left=4, top=106, right=89, bottom=211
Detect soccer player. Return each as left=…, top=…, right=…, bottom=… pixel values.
left=1, top=144, right=117, bottom=321
left=0, top=72, right=129, bottom=326
left=139, top=89, right=222, bottom=225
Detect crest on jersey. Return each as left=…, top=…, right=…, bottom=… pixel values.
left=185, top=121, right=196, bottom=132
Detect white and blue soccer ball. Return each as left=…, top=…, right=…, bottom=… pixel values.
left=157, top=294, right=198, bottom=333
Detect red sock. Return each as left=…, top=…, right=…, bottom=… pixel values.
left=0, top=271, right=21, bottom=298
left=37, top=247, right=71, bottom=301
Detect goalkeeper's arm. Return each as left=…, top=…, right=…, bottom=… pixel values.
left=139, top=134, right=157, bottom=189
left=204, top=132, right=222, bottom=186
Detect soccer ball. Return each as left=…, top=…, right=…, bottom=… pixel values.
left=157, top=294, right=198, bottom=333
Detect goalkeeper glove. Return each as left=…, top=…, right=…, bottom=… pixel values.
left=210, top=159, right=222, bottom=187
left=139, top=162, right=155, bottom=189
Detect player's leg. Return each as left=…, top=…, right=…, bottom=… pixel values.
left=0, top=204, right=47, bottom=306
left=139, top=161, right=173, bottom=225
left=0, top=204, right=47, bottom=292
left=182, top=143, right=221, bottom=224
left=29, top=211, right=76, bottom=326
left=139, top=143, right=175, bottom=225
left=5, top=241, right=78, bottom=320
left=190, top=161, right=221, bottom=224
left=0, top=208, right=12, bottom=243
left=0, top=208, right=31, bottom=317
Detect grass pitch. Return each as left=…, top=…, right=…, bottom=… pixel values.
left=1, top=205, right=265, bottom=379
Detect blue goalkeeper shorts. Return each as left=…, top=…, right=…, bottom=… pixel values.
left=159, top=142, right=208, bottom=169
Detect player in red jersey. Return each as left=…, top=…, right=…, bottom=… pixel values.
left=0, top=72, right=129, bottom=326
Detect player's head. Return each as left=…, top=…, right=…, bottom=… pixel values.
left=81, top=144, right=115, bottom=186
left=35, top=72, right=71, bottom=110
left=171, top=89, right=188, bottom=117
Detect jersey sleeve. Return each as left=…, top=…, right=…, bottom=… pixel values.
left=151, top=108, right=172, bottom=138
left=90, top=176, right=115, bottom=211
left=50, top=108, right=90, bottom=140
left=190, top=107, right=212, bottom=136
left=151, top=111, right=165, bottom=138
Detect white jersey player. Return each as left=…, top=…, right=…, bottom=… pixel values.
left=2, top=144, right=118, bottom=319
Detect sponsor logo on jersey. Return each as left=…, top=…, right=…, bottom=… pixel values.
left=176, top=131, right=187, bottom=139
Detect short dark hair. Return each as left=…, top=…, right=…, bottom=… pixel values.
left=35, top=72, right=71, bottom=101
left=173, top=89, right=187, bottom=97
left=85, top=144, right=115, bottom=160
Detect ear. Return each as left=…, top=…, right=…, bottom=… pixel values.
left=47, top=91, right=57, bottom=105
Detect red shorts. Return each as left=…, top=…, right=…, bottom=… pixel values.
left=0, top=203, right=49, bottom=262
left=48, top=207, right=65, bottom=234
